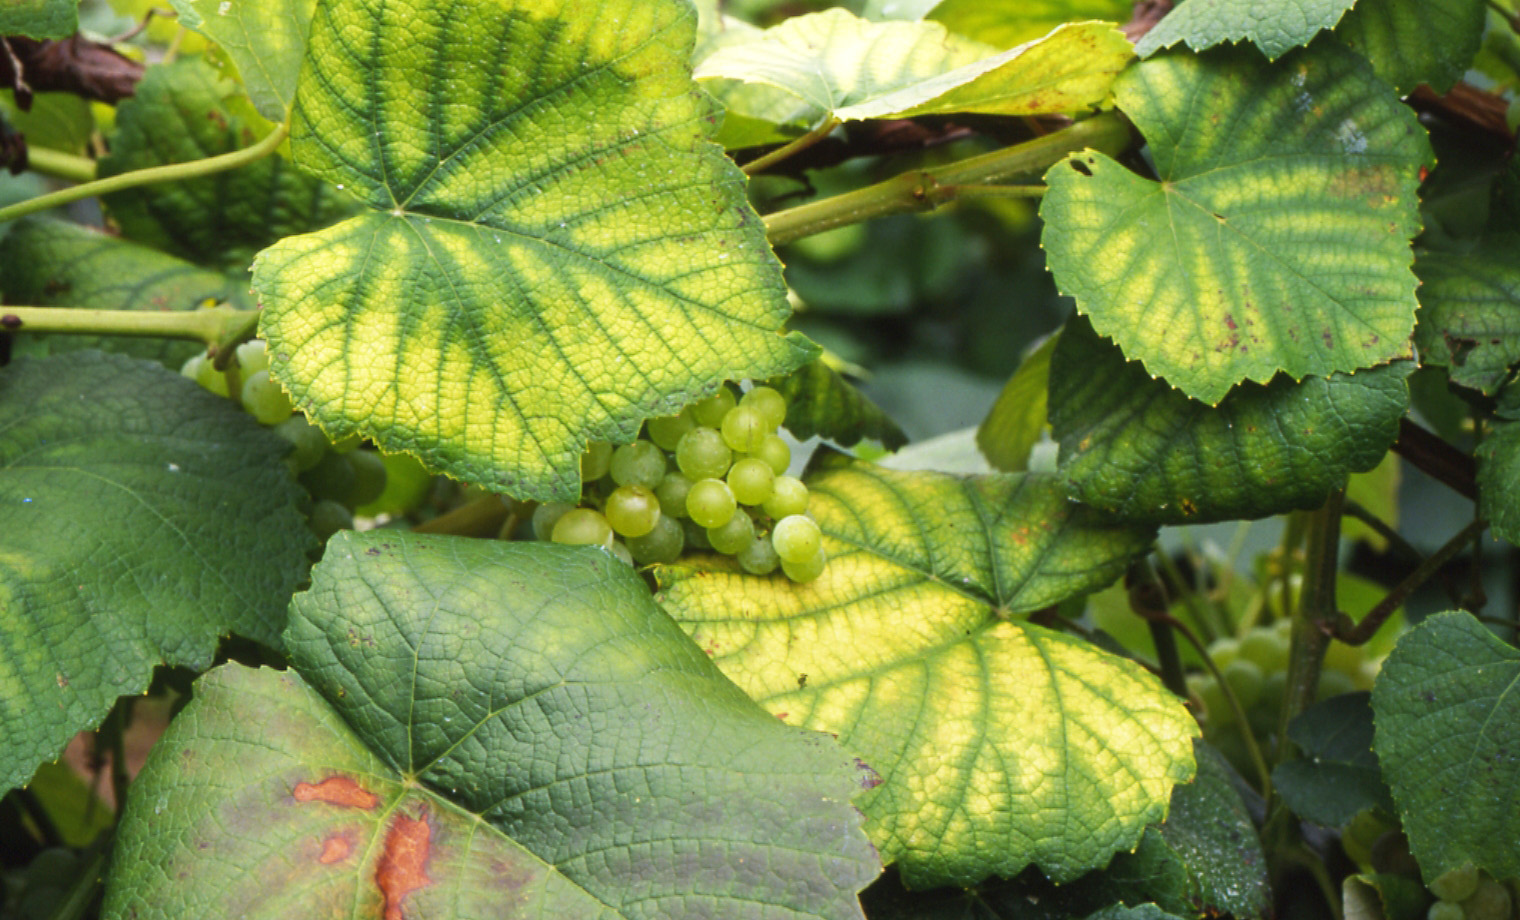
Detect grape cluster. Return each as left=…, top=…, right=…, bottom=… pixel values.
left=531, top=384, right=829, bottom=581
left=1424, top=865, right=1516, bottom=920
left=181, top=339, right=389, bottom=541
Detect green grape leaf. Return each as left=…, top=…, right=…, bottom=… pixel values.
left=0, top=351, right=311, bottom=796
left=1476, top=421, right=1520, bottom=545
left=0, top=217, right=249, bottom=367
left=0, top=0, right=76, bottom=40
left=169, top=0, right=316, bottom=121
left=98, top=57, right=355, bottom=274
left=926, top=0, right=1135, bottom=49
left=1041, top=42, right=1430, bottom=405
left=767, top=359, right=908, bottom=449
left=1271, top=692, right=1396, bottom=828
left=695, top=10, right=1130, bottom=130
left=1049, top=317, right=1410, bottom=525
left=1134, top=0, right=1356, bottom=60
left=1372, top=611, right=1520, bottom=884
left=104, top=533, right=879, bottom=920
left=655, top=457, right=1195, bottom=887
left=0, top=90, right=92, bottom=153
left=1413, top=238, right=1520, bottom=397
left=1344, top=873, right=1433, bottom=920
left=255, top=0, right=811, bottom=503
left=1343, top=452, right=1401, bottom=550
left=1335, top=0, right=1486, bottom=95
left=977, top=334, right=1055, bottom=472
left=1088, top=907, right=1189, bottom=920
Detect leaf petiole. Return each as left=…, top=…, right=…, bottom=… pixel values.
left=23, top=145, right=97, bottom=184
left=0, top=304, right=258, bottom=347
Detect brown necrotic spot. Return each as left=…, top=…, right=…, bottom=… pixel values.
left=318, top=832, right=356, bottom=865
left=292, top=775, right=380, bottom=810
left=377, top=806, right=434, bottom=920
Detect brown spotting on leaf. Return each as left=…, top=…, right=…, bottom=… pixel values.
left=377, top=806, right=434, bottom=920
left=292, top=775, right=380, bottom=810
left=319, top=832, right=356, bottom=865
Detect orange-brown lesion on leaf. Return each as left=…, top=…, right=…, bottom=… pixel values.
left=292, top=775, right=381, bottom=810
left=377, top=805, right=434, bottom=920
left=318, top=831, right=357, bottom=865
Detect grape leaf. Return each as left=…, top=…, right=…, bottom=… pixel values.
left=104, top=533, right=879, bottom=920
left=0, top=351, right=310, bottom=796
left=1041, top=41, right=1430, bottom=405
left=97, top=57, right=354, bottom=274
left=767, top=359, right=908, bottom=449
left=0, top=217, right=249, bottom=367
left=977, top=334, right=1055, bottom=472
left=1372, top=611, right=1520, bottom=884
left=1271, top=693, right=1396, bottom=828
left=0, top=0, right=76, bottom=40
left=169, top=0, right=316, bottom=121
left=926, top=0, right=1134, bottom=49
left=1049, top=317, right=1411, bottom=525
left=1476, top=421, right=1520, bottom=545
left=1134, top=0, right=1357, bottom=60
left=254, top=0, right=811, bottom=503
left=0, top=90, right=91, bottom=153
left=695, top=10, right=1130, bottom=130
left=1413, top=237, right=1520, bottom=397
left=655, top=456, right=1196, bottom=887
left=1335, top=0, right=1486, bottom=95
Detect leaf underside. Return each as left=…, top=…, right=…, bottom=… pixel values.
left=1134, top=0, right=1357, bottom=60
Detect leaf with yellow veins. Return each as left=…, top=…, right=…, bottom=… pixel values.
left=254, top=0, right=813, bottom=501
left=655, top=456, right=1197, bottom=887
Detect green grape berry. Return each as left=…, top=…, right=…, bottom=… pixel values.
left=675, top=427, right=732, bottom=481
left=609, top=439, right=666, bottom=489
left=727, top=458, right=775, bottom=506
left=1429, top=902, right=1466, bottom=920
left=772, top=514, right=822, bottom=563
left=240, top=369, right=295, bottom=426
left=1206, top=636, right=1241, bottom=670
left=180, top=352, right=206, bottom=381
left=1461, top=878, right=1512, bottom=920
left=347, top=450, right=388, bottom=509
left=300, top=451, right=357, bottom=505
left=1431, top=865, right=1482, bottom=904
left=1222, top=658, right=1264, bottom=709
left=738, top=535, right=780, bottom=575
left=1238, top=627, right=1290, bottom=672
left=308, top=499, right=353, bottom=543
left=707, top=511, right=755, bottom=555
left=580, top=441, right=613, bottom=483
left=762, top=476, right=809, bottom=519
left=1188, top=675, right=1236, bottom=728
left=551, top=508, right=613, bottom=546
left=273, top=415, right=329, bottom=473
left=686, top=478, right=737, bottom=529
left=646, top=410, right=696, bottom=451
left=682, top=517, right=714, bottom=551
left=720, top=404, right=769, bottom=453
left=691, top=387, right=737, bottom=428
left=194, top=353, right=231, bottom=397
left=740, top=385, right=787, bottom=430
left=655, top=471, right=693, bottom=519
left=747, top=434, right=791, bottom=476
left=532, top=501, right=577, bottom=541
left=235, top=338, right=270, bottom=375
left=627, top=514, right=684, bottom=564
left=780, top=546, right=827, bottom=583
left=609, top=540, right=635, bottom=566
left=605, top=484, right=661, bottom=537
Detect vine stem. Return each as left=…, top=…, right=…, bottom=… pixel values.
left=763, top=112, right=1129, bottom=245
left=743, top=116, right=840, bottom=176
left=0, top=304, right=258, bottom=347
left=25, top=145, right=97, bottom=183
left=0, top=122, right=289, bottom=224
left=1274, top=488, right=1344, bottom=767
left=1334, top=517, right=1489, bottom=645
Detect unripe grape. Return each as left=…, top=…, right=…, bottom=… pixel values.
left=740, top=385, right=787, bottom=430
left=1188, top=675, right=1235, bottom=728
left=1238, top=628, right=1289, bottom=672
left=300, top=451, right=356, bottom=504
left=1462, top=878, right=1512, bottom=920
left=707, top=512, right=755, bottom=555
left=763, top=476, right=810, bottom=520
left=748, top=434, right=791, bottom=475
left=772, top=514, right=822, bottom=563
left=580, top=441, right=613, bottom=483
left=180, top=352, right=206, bottom=381
left=655, top=472, right=693, bottom=519
left=627, top=514, right=684, bottom=564
left=1222, top=659, right=1264, bottom=709
left=605, top=484, right=661, bottom=537
left=676, top=427, right=732, bottom=481
left=781, top=546, right=827, bottom=583
left=274, top=415, right=328, bottom=473
left=308, top=499, right=353, bottom=542
left=347, top=449, right=388, bottom=509
left=609, top=540, right=635, bottom=566
left=738, top=535, right=780, bottom=575
left=532, top=501, right=577, bottom=541
left=687, top=479, right=737, bottom=529
left=682, top=517, right=714, bottom=551
left=235, top=338, right=270, bottom=375
left=609, top=440, right=666, bottom=489
left=241, top=369, right=295, bottom=425
left=1431, top=865, right=1482, bottom=904
left=194, top=354, right=231, bottom=397
left=1429, top=902, right=1465, bottom=920
left=1206, top=636, right=1241, bottom=670
left=1315, top=668, right=1357, bottom=701
left=720, top=405, right=769, bottom=453
left=646, top=410, right=695, bottom=451
left=552, top=508, right=612, bottom=546
left=1323, top=638, right=1365, bottom=679
left=727, top=458, right=775, bottom=506
left=692, top=388, right=737, bottom=428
